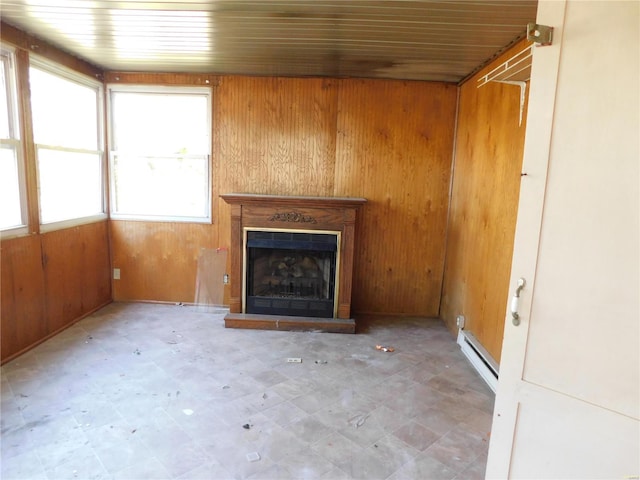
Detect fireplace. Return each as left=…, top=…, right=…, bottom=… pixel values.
left=221, top=194, right=366, bottom=333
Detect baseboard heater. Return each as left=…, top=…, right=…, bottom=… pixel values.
left=456, top=329, right=499, bottom=393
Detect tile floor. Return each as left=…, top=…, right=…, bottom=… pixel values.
left=1, top=303, right=494, bottom=480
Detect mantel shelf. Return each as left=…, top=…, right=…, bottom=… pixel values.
left=220, top=193, right=367, bottom=209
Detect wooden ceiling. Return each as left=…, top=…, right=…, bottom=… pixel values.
left=0, top=0, right=538, bottom=82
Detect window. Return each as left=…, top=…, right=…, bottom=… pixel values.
left=0, top=47, right=26, bottom=233
left=108, top=86, right=211, bottom=222
left=29, top=59, right=104, bottom=228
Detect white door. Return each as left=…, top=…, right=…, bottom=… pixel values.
left=486, top=1, right=640, bottom=478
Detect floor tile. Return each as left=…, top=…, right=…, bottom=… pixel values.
left=365, top=433, right=420, bottom=472
left=112, top=456, right=172, bottom=480
left=311, top=431, right=364, bottom=471
left=261, top=400, right=308, bottom=427
left=388, top=452, right=457, bottom=480
left=423, top=425, right=489, bottom=473
left=0, top=450, right=47, bottom=480
left=279, top=449, right=336, bottom=479
left=392, top=420, right=441, bottom=452
left=0, top=303, right=495, bottom=480
left=177, top=460, right=233, bottom=480
left=43, top=446, right=110, bottom=480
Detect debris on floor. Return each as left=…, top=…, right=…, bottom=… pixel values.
left=242, top=423, right=252, bottom=430
left=375, top=345, right=395, bottom=352
left=315, top=360, right=328, bottom=364
left=133, top=348, right=141, bottom=355
left=350, top=353, right=370, bottom=360
left=286, top=357, right=302, bottom=363
left=246, top=452, right=260, bottom=462
left=182, top=409, right=194, bottom=416
left=222, top=385, right=231, bottom=389
left=348, top=413, right=369, bottom=428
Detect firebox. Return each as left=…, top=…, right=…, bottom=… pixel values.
left=244, top=229, right=340, bottom=318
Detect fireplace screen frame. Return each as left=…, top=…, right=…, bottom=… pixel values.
left=242, top=227, right=342, bottom=318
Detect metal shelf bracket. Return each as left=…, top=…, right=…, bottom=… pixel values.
left=476, top=23, right=553, bottom=125
left=527, top=23, right=554, bottom=46
left=502, top=81, right=528, bottom=126
left=477, top=44, right=533, bottom=126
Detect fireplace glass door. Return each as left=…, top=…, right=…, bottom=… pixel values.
left=245, top=230, right=338, bottom=318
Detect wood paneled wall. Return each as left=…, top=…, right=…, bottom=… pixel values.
left=110, top=222, right=217, bottom=302
left=440, top=40, right=530, bottom=363
left=214, top=76, right=338, bottom=198
left=1, top=27, right=111, bottom=363
left=1, top=235, right=46, bottom=357
left=105, top=72, right=222, bottom=304
left=109, top=74, right=457, bottom=316
left=41, top=223, right=111, bottom=331
left=335, top=79, right=457, bottom=314
left=1, top=222, right=112, bottom=362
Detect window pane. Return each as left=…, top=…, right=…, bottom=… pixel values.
left=0, top=146, right=22, bottom=229
left=0, top=59, right=10, bottom=139
left=30, top=67, right=98, bottom=150
left=112, top=154, right=208, bottom=218
left=111, top=92, right=208, bottom=154
left=38, top=149, right=102, bottom=224
left=109, top=87, right=211, bottom=221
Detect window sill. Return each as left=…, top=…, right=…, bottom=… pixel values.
left=0, top=226, right=30, bottom=240
left=40, top=213, right=108, bottom=233
left=109, top=214, right=212, bottom=224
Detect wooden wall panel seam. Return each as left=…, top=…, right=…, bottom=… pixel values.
left=437, top=85, right=462, bottom=318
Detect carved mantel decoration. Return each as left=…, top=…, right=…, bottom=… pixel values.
left=268, top=211, right=317, bottom=224
left=220, top=193, right=366, bottom=333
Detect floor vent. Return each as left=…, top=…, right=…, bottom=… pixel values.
left=456, top=329, right=499, bottom=392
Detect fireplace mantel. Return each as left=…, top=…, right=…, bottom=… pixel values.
left=221, top=193, right=366, bottom=333
left=220, top=193, right=367, bottom=209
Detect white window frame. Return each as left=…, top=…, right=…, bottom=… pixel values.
left=0, top=46, right=28, bottom=238
left=29, top=56, right=107, bottom=233
left=107, top=84, right=212, bottom=224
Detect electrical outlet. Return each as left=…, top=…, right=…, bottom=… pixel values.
left=113, top=268, right=121, bottom=280
left=456, top=315, right=465, bottom=329
left=223, top=274, right=229, bottom=284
